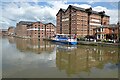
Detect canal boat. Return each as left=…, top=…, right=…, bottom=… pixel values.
left=51, top=34, right=77, bottom=45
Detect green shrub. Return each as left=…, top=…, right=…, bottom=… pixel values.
left=77, top=37, right=85, bottom=41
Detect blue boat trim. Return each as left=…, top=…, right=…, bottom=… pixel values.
left=52, top=40, right=77, bottom=45
left=51, top=34, right=77, bottom=45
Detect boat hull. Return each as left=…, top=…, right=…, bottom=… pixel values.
left=52, top=40, right=77, bottom=45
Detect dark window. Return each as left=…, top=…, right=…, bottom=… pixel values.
left=98, top=28, right=100, bottom=32
left=113, top=29, right=115, bottom=32
left=102, top=28, right=103, bottom=32
left=98, top=35, right=100, bottom=38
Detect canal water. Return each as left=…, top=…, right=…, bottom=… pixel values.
left=2, top=36, right=119, bottom=78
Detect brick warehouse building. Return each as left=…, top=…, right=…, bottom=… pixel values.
left=15, top=21, right=33, bottom=38
left=45, top=23, right=56, bottom=38
left=7, top=26, right=15, bottom=36
left=27, top=22, right=45, bottom=38
left=56, top=5, right=109, bottom=38
left=15, top=21, right=56, bottom=39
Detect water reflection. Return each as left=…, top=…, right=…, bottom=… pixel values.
left=2, top=37, right=119, bottom=78
left=56, top=45, right=118, bottom=77
left=7, top=36, right=15, bottom=44
left=15, top=38, right=55, bottom=54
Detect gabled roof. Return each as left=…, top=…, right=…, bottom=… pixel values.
left=17, top=21, right=55, bottom=27
left=109, top=24, right=116, bottom=27
left=8, top=26, right=15, bottom=29
left=32, top=21, right=44, bottom=25
left=70, top=5, right=86, bottom=12
left=8, top=26, right=15, bottom=30
left=18, top=21, right=34, bottom=25
left=56, top=5, right=110, bottom=17
left=94, top=24, right=119, bottom=29
left=17, top=21, right=41, bottom=27
left=45, top=23, right=56, bottom=27
left=108, top=24, right=118, bottom=29
left=56, top=8, right=66, bottom=16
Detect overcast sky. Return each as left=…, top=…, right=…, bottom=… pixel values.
left=0, top=0, right=119, bottom=29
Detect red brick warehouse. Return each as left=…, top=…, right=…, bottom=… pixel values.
left=56, top=5, right=109, bottom=38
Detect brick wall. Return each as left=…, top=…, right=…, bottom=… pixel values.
left=8, top=27, right=15, bottom=36
left=16, top=24, right=28, bottom=37
left=45, top=23, right=55, bottom=38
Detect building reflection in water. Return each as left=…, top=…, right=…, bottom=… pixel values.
left=118, top=46, right=120, bottom=79
left=56, top=45, right=119, bottom=76
left=15, top=38, right=56, bottom=54
left=6, top=37, right=119, bottom=77
left=7, top=36, right=15, bottom=44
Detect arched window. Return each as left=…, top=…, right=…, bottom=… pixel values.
left=103, top=22, right=106, bottom=25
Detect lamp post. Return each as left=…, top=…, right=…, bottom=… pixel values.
left=117, top=22, right=120, bottom=43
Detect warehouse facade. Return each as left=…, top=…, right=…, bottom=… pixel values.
left=56, top=5, right=110, bottom=38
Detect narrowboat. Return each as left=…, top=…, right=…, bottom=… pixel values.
left=51, top=34, right=77, bottom=45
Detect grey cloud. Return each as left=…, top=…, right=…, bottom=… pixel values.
left=1, top=1, right=118, bottom=29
